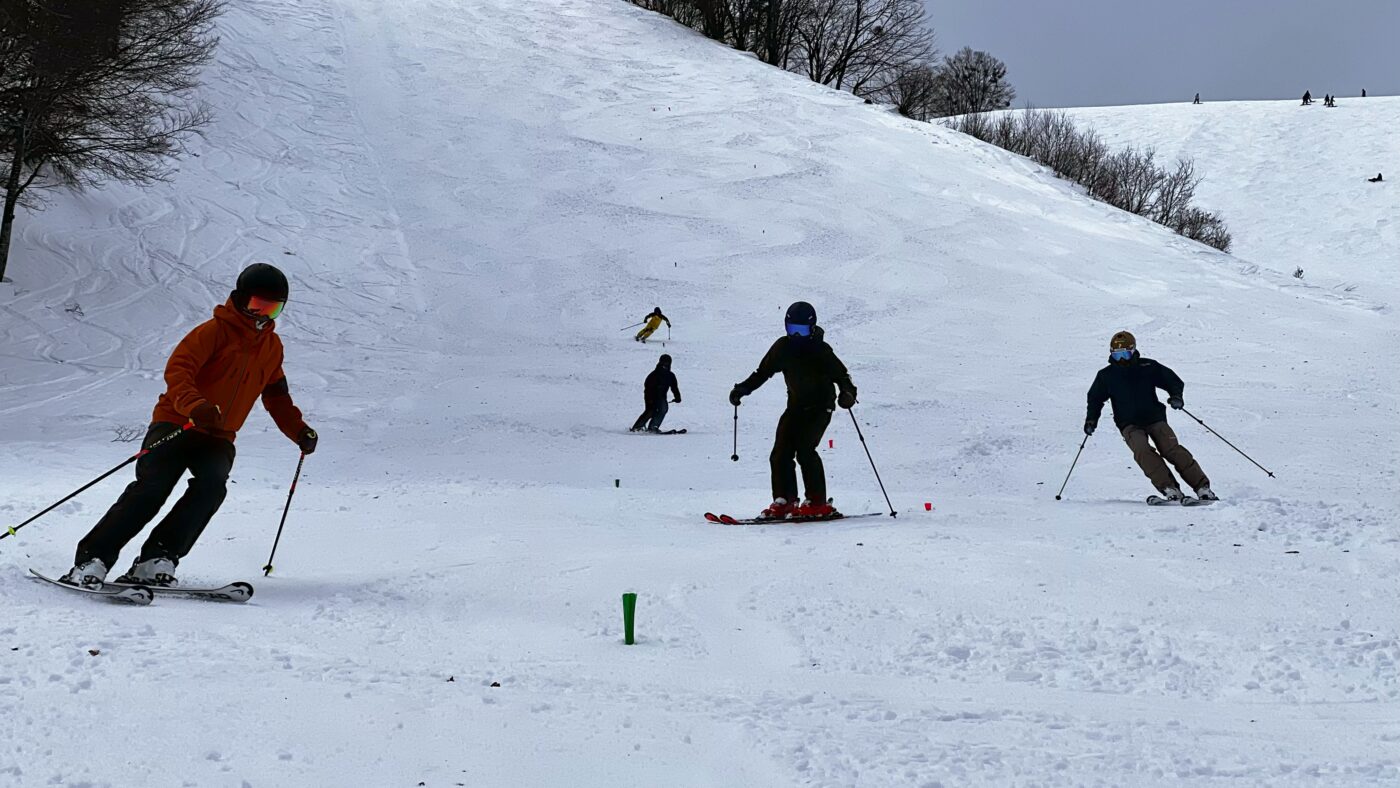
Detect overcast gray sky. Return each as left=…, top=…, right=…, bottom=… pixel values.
left=927, top=0, right=1400, bottom=107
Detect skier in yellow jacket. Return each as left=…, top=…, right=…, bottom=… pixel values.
left=634, top=307, right=670, bottom=343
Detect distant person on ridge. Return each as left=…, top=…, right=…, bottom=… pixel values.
left=1362, top=88, right=1366, bottom=97
left=630, top=353, right=681, bottom=433
left=1368, top=173, right=1383, bottom=183
left=60, top=263, right=319, bottom=589
left=1193, top=93, right=1201, bottom=105
left=634, top=307, right=670, bottom=343
left=1084, top=331, right=1216, bottom=504
left=1301, top=90, right=1312, bottom=105
left=729, top=302, right=857, bottom=520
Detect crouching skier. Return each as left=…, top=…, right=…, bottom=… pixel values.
left=61, top=263, right=319, bottom=588
left=630, top=353, right=681, bottom=432
left=729, top=301, right=857, bottom=520
left=1085, top=331, right=1217, bottom=504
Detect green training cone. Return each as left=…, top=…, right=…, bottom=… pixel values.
left=622, top=592, right=637, bottom=645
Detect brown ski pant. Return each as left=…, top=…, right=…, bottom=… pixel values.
left=1120, top=421, right=1209, bottom=494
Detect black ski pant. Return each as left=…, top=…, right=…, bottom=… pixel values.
left=75, top=423, right=236, bottom=570
left=631, top=400, right=668, bottom=431
left=770, top=406, right=832, bottom=504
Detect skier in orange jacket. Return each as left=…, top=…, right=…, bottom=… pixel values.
left=61, top=263, right=317, bottom=588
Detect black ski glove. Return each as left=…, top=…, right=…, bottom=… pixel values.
left=837, top=389, right=857, bottom=410
left=672, top=396, right=682, bottom=404
left=297, top=427, right=318, bottom=455
left=1083, top=420, right=1096, bottom=436
left=729, top=386, right=745, bottom=407
left=1168, top=396, right=1184, bottom=410
left=190, top=402, right=223, bottom=430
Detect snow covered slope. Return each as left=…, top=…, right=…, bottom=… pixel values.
left=1068, top=97, right=1400, bottom=306
left=1, top=0, right=1398, bottom=785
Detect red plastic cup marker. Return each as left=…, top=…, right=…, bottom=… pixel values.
left=828, top=439, right=834, bottom=448
left=924, top=502, right=932, bottom=511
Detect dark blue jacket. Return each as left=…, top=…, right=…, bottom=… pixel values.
left=1086, top=353, right=1184, bottom=430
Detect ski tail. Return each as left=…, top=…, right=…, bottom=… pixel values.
left=29, top=569, right=153, bottom=605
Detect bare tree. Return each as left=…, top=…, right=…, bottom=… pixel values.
left=1149, top=158, right=1198, bottom=227
left=878, top=62, right=937, bottom=120
left=1173, top=207, right=1232, bottom=252
left=685, top=0, right=729, bottom=41
left=751, top=0, right=807, bottom=67
left=795, top=0, right=933, bottom=96
left=0, top=0, right=222, bottom=284
left=929, top=46, right=1015, bottom=117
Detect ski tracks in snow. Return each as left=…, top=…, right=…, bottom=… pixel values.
left=0, top=0, right=424, bottom=437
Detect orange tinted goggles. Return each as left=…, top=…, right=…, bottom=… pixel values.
left=246, top=295, right=286, bottom=320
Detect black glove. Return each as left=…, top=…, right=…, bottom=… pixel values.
left=190, top=402, right=223, bottom=430
left=1083, top=420, right=1096, bottom=436
left=672, top=396, right=681, bottom=404
left=297, top=427, right=318, bottom=455
left=729, top=386, right=744, bottom=407
left=1168, top=396, right=1183, bottom=411
left=837, top=389, right=857, bottom=410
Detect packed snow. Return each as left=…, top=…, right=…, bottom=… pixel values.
left=1, top=0, right=1398, bottom=785
left=1067, top=96, right=1400, bottom=306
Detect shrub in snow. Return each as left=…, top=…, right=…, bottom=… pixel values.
left=950, top=108, right=1233, bottom=253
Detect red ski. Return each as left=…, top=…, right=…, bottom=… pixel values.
left=704, top=511, right=886, bottom=525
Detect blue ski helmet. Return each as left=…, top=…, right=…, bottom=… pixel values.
left=785, top=301, right=816, bottom=337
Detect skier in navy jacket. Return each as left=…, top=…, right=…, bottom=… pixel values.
left=1085, top=331, right=1215, bottom=502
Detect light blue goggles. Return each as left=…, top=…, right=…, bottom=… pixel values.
left=786, top=323, right=812, bottom=337
left=1110, top=348, right=1134, bottom=362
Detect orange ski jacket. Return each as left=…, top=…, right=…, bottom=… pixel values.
left=151, top=300, right=307, bottom=443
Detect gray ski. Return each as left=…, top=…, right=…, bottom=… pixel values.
left=102, top=579, right=254, bottom=603
left=1146, top=495, right=1212, bottom=507
left=30, top=569, right=153, bottom=605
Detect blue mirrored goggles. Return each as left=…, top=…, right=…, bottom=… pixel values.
left=1109, top=347, right=1134, bottom=362
left=786, top=323, right=812, bottom=337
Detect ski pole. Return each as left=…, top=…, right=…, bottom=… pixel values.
left=262, top=452, right=306, bottom=576
left=2, top=423, right=192, bottom=542
left=730, top=404, right=739, bottom=462
left=1055, top=434, right=1089, bottom=500
left=1181, top=408, right=1275, bottom=478
left=619, top=322, right=644, bottom=331
left=848, top=409, right=896, bottom=517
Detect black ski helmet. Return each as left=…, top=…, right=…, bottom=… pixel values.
left=236, top=262, right=289, bottom=301
left=659, top=353, right=672, bottom=367
left=785, top=301, right=817, bottom=327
